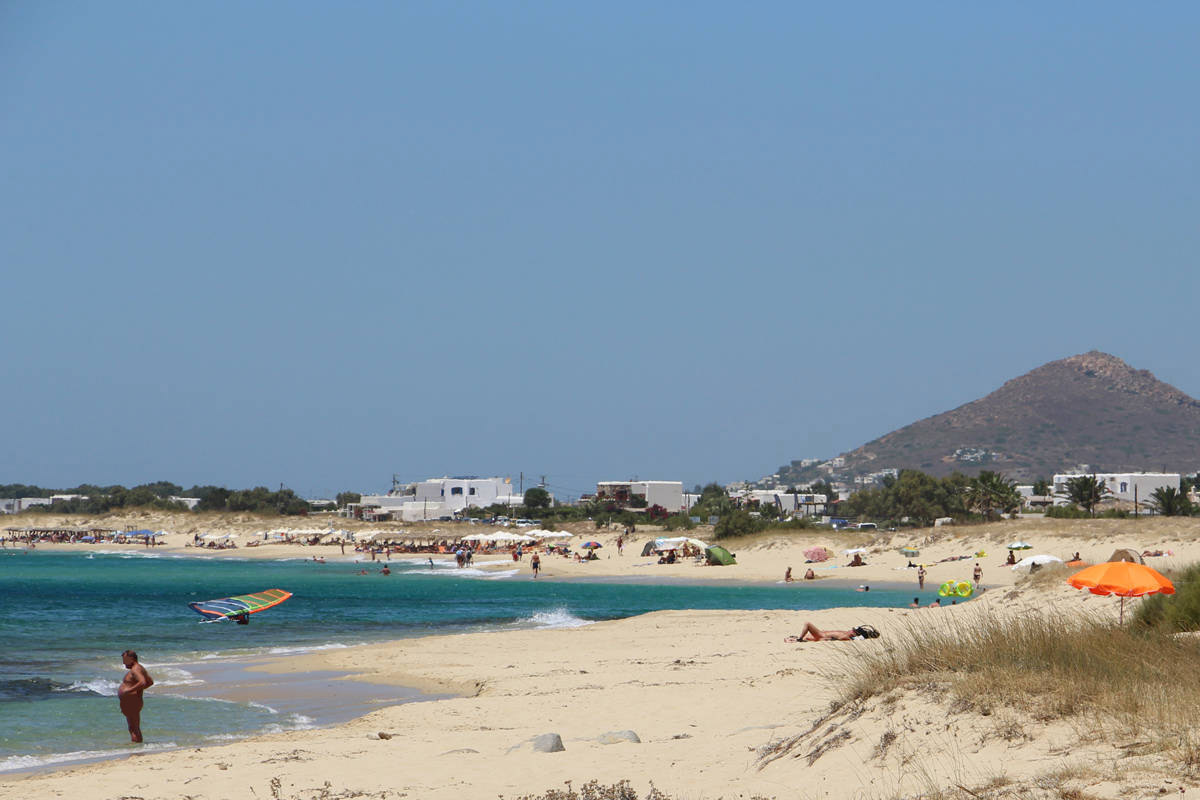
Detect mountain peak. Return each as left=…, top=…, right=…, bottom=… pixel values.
left=771, top=353, right=1200, bottom=485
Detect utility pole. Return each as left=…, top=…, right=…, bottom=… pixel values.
left=519, top=472, right=523, bottom=494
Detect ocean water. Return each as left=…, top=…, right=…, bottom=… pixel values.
left=0, top=548, right=920, bottom=772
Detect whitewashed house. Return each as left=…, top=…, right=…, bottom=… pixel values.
left=732, top=489, right=827, bottom=516
left=358, top=476, right=524, bottom=521
left=1052, top=472, right=1181, bottom=507
left=0, top=497, right=52, bottom=514
left=596, top=481, right=684, bottom=512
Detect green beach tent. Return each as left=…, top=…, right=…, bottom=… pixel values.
left=705, top=545, right=737, bottom=566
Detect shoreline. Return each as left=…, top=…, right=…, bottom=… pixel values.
left=7, top=516, right=1200, bottom=798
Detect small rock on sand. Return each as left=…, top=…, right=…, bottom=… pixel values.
left=508, top=733, right=565, bottom=754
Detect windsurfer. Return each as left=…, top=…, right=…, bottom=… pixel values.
left=118, top=650, right=154, bottom=742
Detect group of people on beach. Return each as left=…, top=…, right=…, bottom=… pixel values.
left=783, top=567, right=817, bottom=582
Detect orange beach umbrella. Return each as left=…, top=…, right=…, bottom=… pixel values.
left=1066, top=561, right=1174, bottom=623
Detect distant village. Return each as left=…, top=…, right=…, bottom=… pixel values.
left=335, top=470, right=1192, bottom=523
left=0, top=468, right=1192, bottom=523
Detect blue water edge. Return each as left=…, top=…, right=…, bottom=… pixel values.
left=0, top=549, right=921, bottom=772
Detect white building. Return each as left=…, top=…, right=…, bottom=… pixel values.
left=1015, top=485, right=1053, bottom=510
left=733, top=489, right=827, bottom=516
left=0, top=497, right=52, bottom=514
left=1052, top=472, right=1181, bottom=507
left=596, top=481, right=684, bottom=512
left=359, top=476, right=524, bottom=521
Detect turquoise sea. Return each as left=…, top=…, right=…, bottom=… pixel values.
left=0, top=548, right=922, bottom=772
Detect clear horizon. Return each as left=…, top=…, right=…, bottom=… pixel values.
left=4, top=4, right=1198, bottom=498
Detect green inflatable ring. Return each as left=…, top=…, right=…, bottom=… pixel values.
left=955, top=581, right=973, bottom=598
left=937, top=581, right=955, bottom=597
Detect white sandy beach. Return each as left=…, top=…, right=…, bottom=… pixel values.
left=5, top=514, right=1200, bottom=799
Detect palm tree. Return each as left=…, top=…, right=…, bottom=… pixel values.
left=1062, top=475, right=1110, bottom=517
left=964, top=471, right=1021, bottom=520
left=1151, top=486, right=1192, bottom=517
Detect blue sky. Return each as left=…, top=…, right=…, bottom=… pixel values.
left=3, top=3, right=1198, bottom=500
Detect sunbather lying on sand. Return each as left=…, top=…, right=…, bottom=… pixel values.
left=785, top=622, right=856, bottom=642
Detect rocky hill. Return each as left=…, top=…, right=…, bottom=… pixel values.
left=773, top=351, right=1200, bottom=486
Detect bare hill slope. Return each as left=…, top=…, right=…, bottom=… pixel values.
left=781, top=351, right=1200, bottom=484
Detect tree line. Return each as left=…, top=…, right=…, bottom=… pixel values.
left=0, top=482, right=338, bottom=516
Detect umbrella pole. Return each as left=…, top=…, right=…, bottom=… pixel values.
left=1120, top=596, right=1125, bottom=624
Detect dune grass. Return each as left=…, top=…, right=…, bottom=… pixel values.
left=835, top=611, right=1200, bottom=766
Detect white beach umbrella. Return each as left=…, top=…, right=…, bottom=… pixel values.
left=1012, top=554, right=1064, bottom=571
left=842, top=547, right=868, bottom=555
left=1007, top=541, right=1033, bottom=550
left=535, top=532, right=573, bottom=541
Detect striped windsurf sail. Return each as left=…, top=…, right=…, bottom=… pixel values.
left=188, top=588, right=292, bottom=620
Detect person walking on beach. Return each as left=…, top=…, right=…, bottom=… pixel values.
left=917, top=564, right=926, bottom=590
left=973, top=562, right=982, bottom=588
left=531, top=553, right=541, bottom=579
left=118, top=650, right=154, bottom=743
left=784, top=567, right=793, bottom=582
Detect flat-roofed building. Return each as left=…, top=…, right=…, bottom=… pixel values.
left=733, top=489, right=827, bottom=516
left=1052, top=472, right=1180, bottom=506
left=0, top=497, right=52, bottom=514
left=596, top=481, right=684, bottom=512
left=358, top=476, right=525, bottom=521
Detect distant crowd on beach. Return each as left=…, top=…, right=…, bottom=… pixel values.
left=2, top=529, right=160, bottom=547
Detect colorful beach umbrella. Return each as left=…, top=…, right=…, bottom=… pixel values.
left=803, top=545, right=829, bottom=562
left=899, top=546, right=919, bottom=557
left=1067, top=561, right=1175, bottom=623
left=582, top=541, right=602, bottom=549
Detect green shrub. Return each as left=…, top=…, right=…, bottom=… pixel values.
left=663, top=514, right=695, bottom=531
left=714, top=510, right=768, bottom=540
left=1134, top=562, right=1200, bottom=633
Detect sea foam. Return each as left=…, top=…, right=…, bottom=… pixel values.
left=0, top=742, right=176, bottom=773
left=521, top=608, right=592, bottom=629
left=58, top=678, right=120, bottom=697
